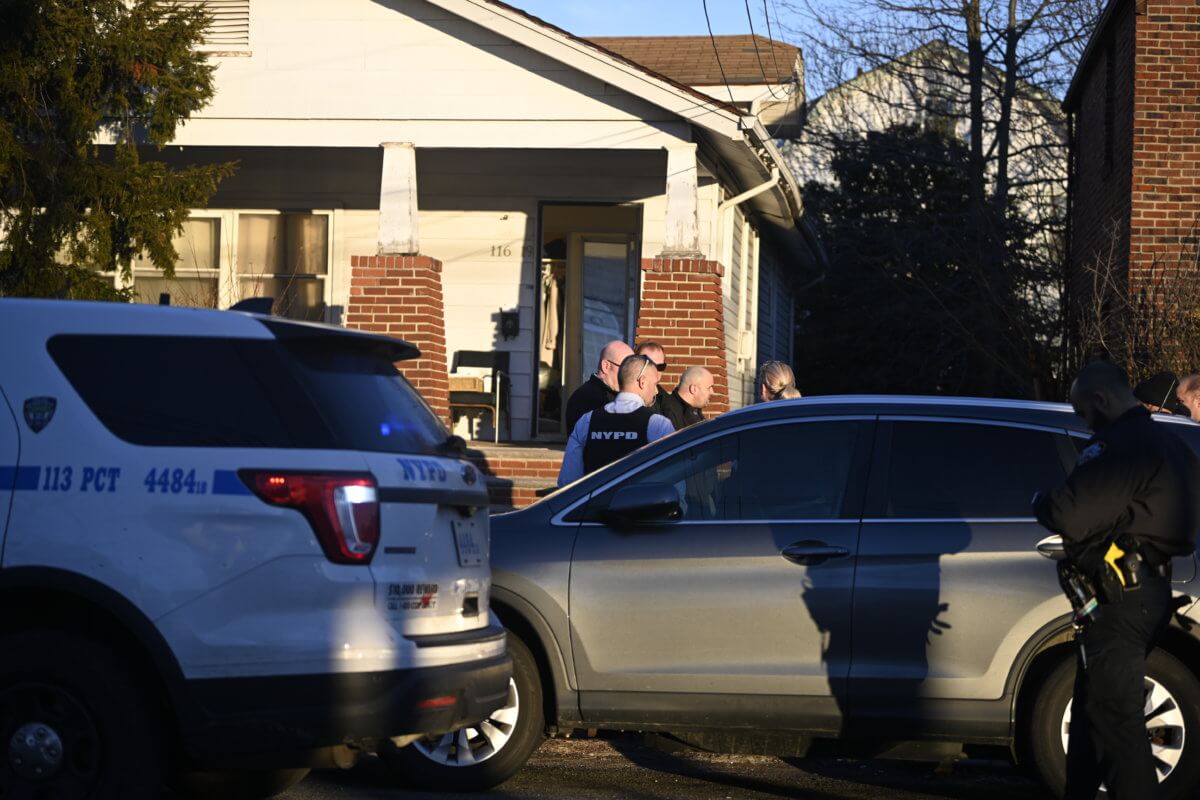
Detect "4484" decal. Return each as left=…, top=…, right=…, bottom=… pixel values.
left=143, top=468, right=209, bottom=495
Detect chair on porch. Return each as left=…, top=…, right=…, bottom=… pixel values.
left=449, top=350, right=511, bottom=443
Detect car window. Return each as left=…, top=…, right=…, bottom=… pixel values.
left=730, top=422, right=862, bottom=520
left=597, top=434, right=736, bottom=522
left=588, top=421, right=864, bottom=522
left=280, top=339, right=447, bottom=455
left=48, top=335, right=334, bottom=449
left=48, top=334, right=446, bottom=454
left=883, top=421, right=1067, bottom=519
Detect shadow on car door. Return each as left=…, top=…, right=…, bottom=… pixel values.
left=847, top=417, right=1074, bottom=740
left=568, top=417, right=875, bottom=735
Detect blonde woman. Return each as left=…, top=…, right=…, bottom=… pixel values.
left=756, top=360, right=798, bottom=402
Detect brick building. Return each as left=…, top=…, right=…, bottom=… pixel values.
left=1064, top=0, right=1200, bottom=333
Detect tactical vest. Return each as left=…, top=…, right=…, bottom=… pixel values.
left=582, top=406, right=655, bottom=474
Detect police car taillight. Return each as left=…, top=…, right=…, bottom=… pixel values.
left=240, top=471, right=380, bottom=565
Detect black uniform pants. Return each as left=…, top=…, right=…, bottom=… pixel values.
left=1065, top=573, right=1173, bottom=800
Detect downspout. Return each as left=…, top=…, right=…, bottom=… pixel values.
left=719, top=168, right=780, bottom=375
left=718, top=168, right=781, bottom=213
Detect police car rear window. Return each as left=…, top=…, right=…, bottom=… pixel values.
left=48, top=335, right=336, bottom=449
left=279, top=340, right=447, bottom=456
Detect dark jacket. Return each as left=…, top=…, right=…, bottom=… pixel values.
left=648, top=386, right=671, bottom=418
left=1034, top=406, right=1200, bottom=568
left=659, top=389, right=705, bottom=431
left=565, top=374, right=616, bottom=433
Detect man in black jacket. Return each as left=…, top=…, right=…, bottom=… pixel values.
left=564, top=340, right=633, bottom=433
left=1033, top=360, right=1200, bottom=800
left=659, top=366, right=714, bottom=430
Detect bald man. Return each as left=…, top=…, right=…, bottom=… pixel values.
left=1034, top=361, right=1200, bottom=800
left=564, top=340, right=634, bottom=433
left=659, top=366, right=715, bottom=430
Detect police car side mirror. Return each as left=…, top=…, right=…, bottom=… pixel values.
left=600, top=483, right=682, bottom=528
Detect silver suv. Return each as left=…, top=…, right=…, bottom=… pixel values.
left=391, top=396, right=1200, bottom=799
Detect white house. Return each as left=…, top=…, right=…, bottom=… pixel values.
left=786, top=40, right=1066, bottom=215
left=105, top=0, right=824, bottom=502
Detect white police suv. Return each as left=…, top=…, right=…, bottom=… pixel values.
left=0, top=299, right=509, bottom=800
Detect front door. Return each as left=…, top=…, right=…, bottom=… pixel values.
left=536, top=205, right=641, bottom=438
left=569, top=417, right=873, bottom=732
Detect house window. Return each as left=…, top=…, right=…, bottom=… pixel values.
left=169, top=0, right=250, bottom=51
left=130, top=216, right=221, bottom=308
left=235, top=213, right=329, bottom=322
left=104, top=209, right=335, bottom=322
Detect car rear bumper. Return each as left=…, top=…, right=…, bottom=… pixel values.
left=178, top=651, right=512, bottom=766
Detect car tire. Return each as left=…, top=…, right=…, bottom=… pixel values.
left=1027, top=647, right=1200, bottom=800
left=0, top=630, right=167, bottom=800
left=170, top=767, right=311, bottom=799
left=379, top=632, right=545, bottom=791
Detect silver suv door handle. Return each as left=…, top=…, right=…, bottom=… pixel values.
left=1036, top=534, right=1067, bottom=560
left=781, top=541, right=850, bottom=566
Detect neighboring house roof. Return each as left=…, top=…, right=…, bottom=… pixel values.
left=1063, top=0, right=1120, bottom=109
left=586, top=35, right=800, bottom=86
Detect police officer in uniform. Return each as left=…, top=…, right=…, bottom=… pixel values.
left=557, top=354, right=674, bottom=486
left=1033, top=361, right=1200, bottom=800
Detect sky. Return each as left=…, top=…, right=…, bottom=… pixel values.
left=507, top=0, right=795, bottom=40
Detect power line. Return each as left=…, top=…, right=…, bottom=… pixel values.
left=745, top=0, right=785, bottom=99
left=762, top=0, right=787, bottom=84
left=702, top=0, right=738, bottom=106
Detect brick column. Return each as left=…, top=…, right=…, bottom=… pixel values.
left=346, top=255, right=450, bottom=423
left=635, top=258, right=729, bottom=414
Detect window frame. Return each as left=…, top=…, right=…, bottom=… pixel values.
left=863, top=416, right=1074, bottom=523
left=557, top=415, right=876, bottom=527
left=98, top=208, right=338, bottom=322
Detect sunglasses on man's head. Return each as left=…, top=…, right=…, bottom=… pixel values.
left=622, top=353, right=655, bottom=382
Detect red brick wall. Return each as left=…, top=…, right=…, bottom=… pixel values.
left=1129, top=0, right=1200, bottom=291
left=465, top=451, right=563, bottom=510
left=345, top=255, right=450, bottom=423
left=1069, top=0, right=1200, bottom=320
left=635, top=257, right=729, bottom=414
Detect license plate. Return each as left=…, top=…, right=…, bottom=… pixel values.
left=452, top=518, right=484, bottom=567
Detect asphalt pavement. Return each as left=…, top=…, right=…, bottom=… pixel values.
left=283, top=736, right=1052, bottom=800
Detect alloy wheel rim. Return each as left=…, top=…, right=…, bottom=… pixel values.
left=1060, top=675, right=1186, bottom=782
left=412, top=678, right=520, bottom=767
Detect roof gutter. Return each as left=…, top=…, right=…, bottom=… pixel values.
left=738, top=117, right=829, bottom=285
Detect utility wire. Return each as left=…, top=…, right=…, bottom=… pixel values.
left=702, top=0, right=738, bottom=106
left=745, top=0, right=785, bottom=99
left=762, top=0, right=787, bottom=85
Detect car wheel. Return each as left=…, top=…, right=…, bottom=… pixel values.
left=0, top=630, right=167, bottom=800
left=171, top=767, right=311, bottom=799
left=1027, top=647, right=1200, bottom=800
left=379, top=632, right=545, bottom=790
